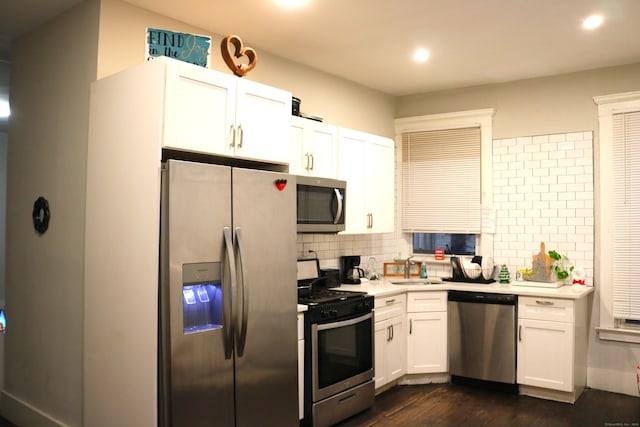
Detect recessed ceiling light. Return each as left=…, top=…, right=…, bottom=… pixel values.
left=413, top=48, right=430, bottom=63
left=276, top=0, right=310, bottom=7
left=583, top=14, right=604, bottom=30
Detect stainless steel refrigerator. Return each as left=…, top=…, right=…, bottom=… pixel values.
left=159, top=159, right=298, bottom=427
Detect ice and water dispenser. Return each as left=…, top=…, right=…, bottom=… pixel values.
left=182, top=262, right=223, bottom=334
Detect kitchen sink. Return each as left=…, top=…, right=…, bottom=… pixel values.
left=390, top=278, right=443, bottom=285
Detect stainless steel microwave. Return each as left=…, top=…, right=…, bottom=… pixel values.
left=296, top=175, right=346, bottom=233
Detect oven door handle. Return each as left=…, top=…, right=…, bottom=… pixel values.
left=316, top=311, right=373, bottom=331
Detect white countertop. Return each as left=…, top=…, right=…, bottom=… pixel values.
left=332, top=278, right=594, bottom=300
left=297, top=304, right=308, bottom=313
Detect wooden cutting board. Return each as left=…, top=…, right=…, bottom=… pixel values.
left=527, top=242, right=553, bottom=282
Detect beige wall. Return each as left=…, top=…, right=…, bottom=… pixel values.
left=3, top=1, right=100, bottom=426
left=98, top=0, right=397, bottom=138
left=397, top=63, right=640, bottom=140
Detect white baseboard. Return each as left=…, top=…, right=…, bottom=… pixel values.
left=398, top=373, right=449, bottom=385
left=0, top=390, right=67, bottom=427
left=588, top=367, right=640, bottom=397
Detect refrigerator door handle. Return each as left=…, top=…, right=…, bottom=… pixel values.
left=222, top=227, right=237, bottom=360
left=234, top=227, right=249, bottom=357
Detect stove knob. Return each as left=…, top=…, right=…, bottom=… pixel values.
left=364, top=301, right=372, bottom=310
left=330, top=309, right=338, bottom=317
left=321, top=310, right=330, bottom=318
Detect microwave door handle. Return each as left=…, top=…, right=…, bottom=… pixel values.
left=333, top=188, right=343, bottom=225
left=234, top=227, right=249, bottom=358
left=222, top=227, right=237, bottom=360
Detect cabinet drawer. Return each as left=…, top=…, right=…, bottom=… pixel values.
left=375, top=294, right=406, bottom=322
left=407, top=291, right=447, bottom=313
left=518, top=296, right=574, bottom=323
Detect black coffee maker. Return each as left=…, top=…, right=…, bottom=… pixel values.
left=340, top=255, right=365, bottom=284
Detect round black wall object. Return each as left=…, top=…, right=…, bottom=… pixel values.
left=32, top=196, right=50, bottom=234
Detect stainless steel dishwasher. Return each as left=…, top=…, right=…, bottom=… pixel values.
left=448, top=291, right=517, bottom=387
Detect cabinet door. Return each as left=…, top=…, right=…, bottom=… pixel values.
left=374, top=319, right=390, bottom=389
left=387, top=316, right=405, bottom=382
left=164, top=60, right=235, bottom=156
left=337, top=129, right=368, bottom=233
left=235, top=79, right=291, bottom=164
left=407, top=312, right=448, bottom=374
left=366, top=136, right=394, bottom=233
left=517, top=318, right=574, bottom=391
left=290, top=117, right=337, bottom=177
left=290, top=118, right=307, bottom=175
left=338, top=129, right=394, bottom=234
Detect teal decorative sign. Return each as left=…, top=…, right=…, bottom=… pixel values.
left=146, top=28, right=211, bottom=67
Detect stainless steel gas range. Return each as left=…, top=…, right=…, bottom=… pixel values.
left=297, top=259, right=375, bottom=427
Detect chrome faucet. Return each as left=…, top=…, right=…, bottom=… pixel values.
left=404, top=255, right=415, bottom=278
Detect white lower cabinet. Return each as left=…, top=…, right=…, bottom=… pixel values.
left=517, top=296, right=588, bottom=402
left=406, top=292, right=448, bottom=374
left=374, top=294, right=406, bottom=389
left=297, top=312, right=304, bottom=420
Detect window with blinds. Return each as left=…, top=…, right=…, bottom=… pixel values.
left=401, top=127, right=481, bottom=233
left=613, top=110, right=640, bottom=321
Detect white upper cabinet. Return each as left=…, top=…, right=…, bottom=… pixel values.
left=337, top=128, right=394, bottom=234
left=290, top=116, right=338, bottom=178
left=234, top=79, right=292, bottom=163
left=163, top=59, right=291, bottom=164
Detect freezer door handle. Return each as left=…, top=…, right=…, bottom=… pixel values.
left=235, top=227, right=249, bottom=357
left=222, top=227, right=237, bottom=360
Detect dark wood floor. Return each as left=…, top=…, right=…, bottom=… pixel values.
left=335, top=383, right=640, bottom=427
left=0, top=416, right=15, bottom=427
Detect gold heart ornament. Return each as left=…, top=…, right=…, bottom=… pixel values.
left=221, top=35, right=258, bottom=77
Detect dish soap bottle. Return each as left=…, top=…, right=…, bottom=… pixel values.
left=420, top=264, right=428, bottom=279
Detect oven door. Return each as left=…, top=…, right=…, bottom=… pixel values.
left=311, top=312, right=374, bottom=402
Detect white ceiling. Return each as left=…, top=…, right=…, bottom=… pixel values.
left=1, top=0, right=639, bottom=131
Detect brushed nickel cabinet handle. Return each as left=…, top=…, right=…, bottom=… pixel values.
left=518, top=325, right=522, bottom=341
left=229, top=125, right=236, bottom=148
left=535, top=300, right=554, bottom=306
left=237, top=124, right=244, bottom=148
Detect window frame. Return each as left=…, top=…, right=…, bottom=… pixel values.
left=594, top=91, right=640, bottom=344
left=395, top=109, right=495, bottom=257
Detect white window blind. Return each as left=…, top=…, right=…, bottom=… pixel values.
left=402, top=127, right=481, bottom=233
left=613, top=110, right=640, bottom=320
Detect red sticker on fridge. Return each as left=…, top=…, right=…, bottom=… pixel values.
left=275, top=179, right=287, bottom=191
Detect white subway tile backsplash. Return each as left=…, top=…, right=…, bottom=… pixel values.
left=493, top=131, right=594, bottom=286
left=549, top=133, right=567, bottom=143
